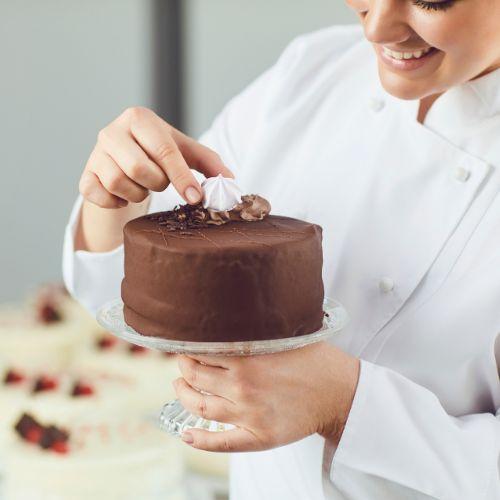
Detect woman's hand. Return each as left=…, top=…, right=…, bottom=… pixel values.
left=174, top=342, right=360, bottom=452
left=80, top=106, right=231, bottom=209
left=75, top=107, right=232, bottom=252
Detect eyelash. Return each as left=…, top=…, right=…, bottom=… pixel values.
left=412, top=0, right=455, bottom=11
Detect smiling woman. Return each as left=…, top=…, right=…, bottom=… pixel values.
left=348, top=0, right=500, bottom=107
left=64, top=1, right=500, bottom=499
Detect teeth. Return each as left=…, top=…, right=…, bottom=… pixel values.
left=383, top=46, right=432, bottom=60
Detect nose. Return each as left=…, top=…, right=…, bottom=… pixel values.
left=362, top=0, right=413, bottom=46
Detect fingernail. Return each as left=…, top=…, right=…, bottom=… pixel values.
left=181, top=432, right=194, bottom=444
left=185, top=186, right=201, bottom=204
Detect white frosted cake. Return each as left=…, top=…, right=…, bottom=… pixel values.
left=3, top=412, right=186, bottom=500
left=0, top=365, right=138, bottom=447
left=74, top=332, right=180, bottom=409
left=0, top=285, right=91, bottom=370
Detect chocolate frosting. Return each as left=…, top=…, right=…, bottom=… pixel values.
left=121, top=212, right=324, bottom=342
left=207, top=194, right=271, bottom=225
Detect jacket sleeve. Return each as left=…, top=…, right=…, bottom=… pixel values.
left=327, top=360, right=500, bottom=500
left=61, top=190, right=182, bottom=316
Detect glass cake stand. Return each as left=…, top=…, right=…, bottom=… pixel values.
left=97, top=298, right=349, bottom=437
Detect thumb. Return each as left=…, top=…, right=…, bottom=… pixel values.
left=181, top=427, right=258, bottom=452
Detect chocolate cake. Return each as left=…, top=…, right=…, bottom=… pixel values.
left=121, top=197, right=324, bottom=342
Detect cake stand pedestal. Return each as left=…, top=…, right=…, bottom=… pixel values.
left=97, top=298, right=349, bottom=438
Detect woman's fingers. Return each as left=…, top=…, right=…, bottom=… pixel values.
left=186, top=354, right=239, bottom=370
left=89, top=149, right=149, bottom=203
left=82, top=106, right=231, bottom=209
left=97, top=124, right=169, bottom=192
left=181, top=427, right=259, bottom=453
left=174, top=378, right=236, bottom=424
left=79, top=170, right=127, bottom=209
left=126, top=108, right=203, bottom=204
left=177, top=356, right=235, bottom=402
left=171, top=129, right=233, bottom=179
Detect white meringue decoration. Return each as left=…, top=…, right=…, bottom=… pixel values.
left=201, top=174, right=243, bottom=211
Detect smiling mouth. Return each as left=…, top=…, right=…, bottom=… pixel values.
left=382, top=46, right=437, bottom=60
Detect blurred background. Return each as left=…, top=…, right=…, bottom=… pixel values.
left=0, top=2, right=355, bottom=499
left=0, top=0, right=355, bottom=301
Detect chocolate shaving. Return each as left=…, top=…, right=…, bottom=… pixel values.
left=149, top=203, right=211, bottom=230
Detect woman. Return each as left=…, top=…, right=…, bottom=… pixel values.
left=63, top=1, right=500, bottom=499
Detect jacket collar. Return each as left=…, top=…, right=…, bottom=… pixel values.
left=425, top=67, right=500, bottom=132
left=376, top=65, right=500, bottom=133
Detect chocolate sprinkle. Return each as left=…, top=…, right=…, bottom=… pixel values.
left=149, top=203, right=211, bottom=231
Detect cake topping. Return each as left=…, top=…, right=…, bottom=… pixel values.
left=152, top=203, right=212, bottom=230
left=128, top=344, right=147, bottom=354
left=15, top=414, right=43, bottom=443
left=3, top=369, right=25, bottom=385
left=96, top=334, right=118, bottom=350
left=32, top=375, right=58, bottom=393
left=202, top=174, right=243, bottom=211
left=71, top=381, right=95, bottom=397
left=15, top=413, right=69, bottom=453
left=49, top=440, right=69, bottom=454
left=208, top=194, right=271, bottom=224
left=148, top=194, right=271, bottom=230
left=37, top=303, right=62, bottom=324
left=39, top=425, right=70, bottom=452
left=34, top=284, right=65, bottom=324
left=234, top=194, right=272, bottom=221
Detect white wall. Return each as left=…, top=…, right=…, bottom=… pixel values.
left=0, top=0, right=155, bottom=301
left=182, top=1, right=357, bottom=137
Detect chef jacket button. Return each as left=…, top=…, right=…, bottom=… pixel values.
left=453, top=166, right=471, bottom=183
left=369, top=97, right=385, bottom=112
left=379, top=277, right=394, bottom=293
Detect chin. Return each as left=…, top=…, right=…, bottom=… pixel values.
left=377, top=68, right=432, bottom=101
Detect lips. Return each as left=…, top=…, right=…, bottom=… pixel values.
left=377, top=43, right=442, bottom=72
left=382, top=46, right=435, bottom=60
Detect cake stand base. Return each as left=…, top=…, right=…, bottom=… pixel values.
left=159, top=399, right=234, bottom=436
left=97, top=298, right=349, bottom=438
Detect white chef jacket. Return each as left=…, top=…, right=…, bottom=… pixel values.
left=63, top=24, right=500, bottom=500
